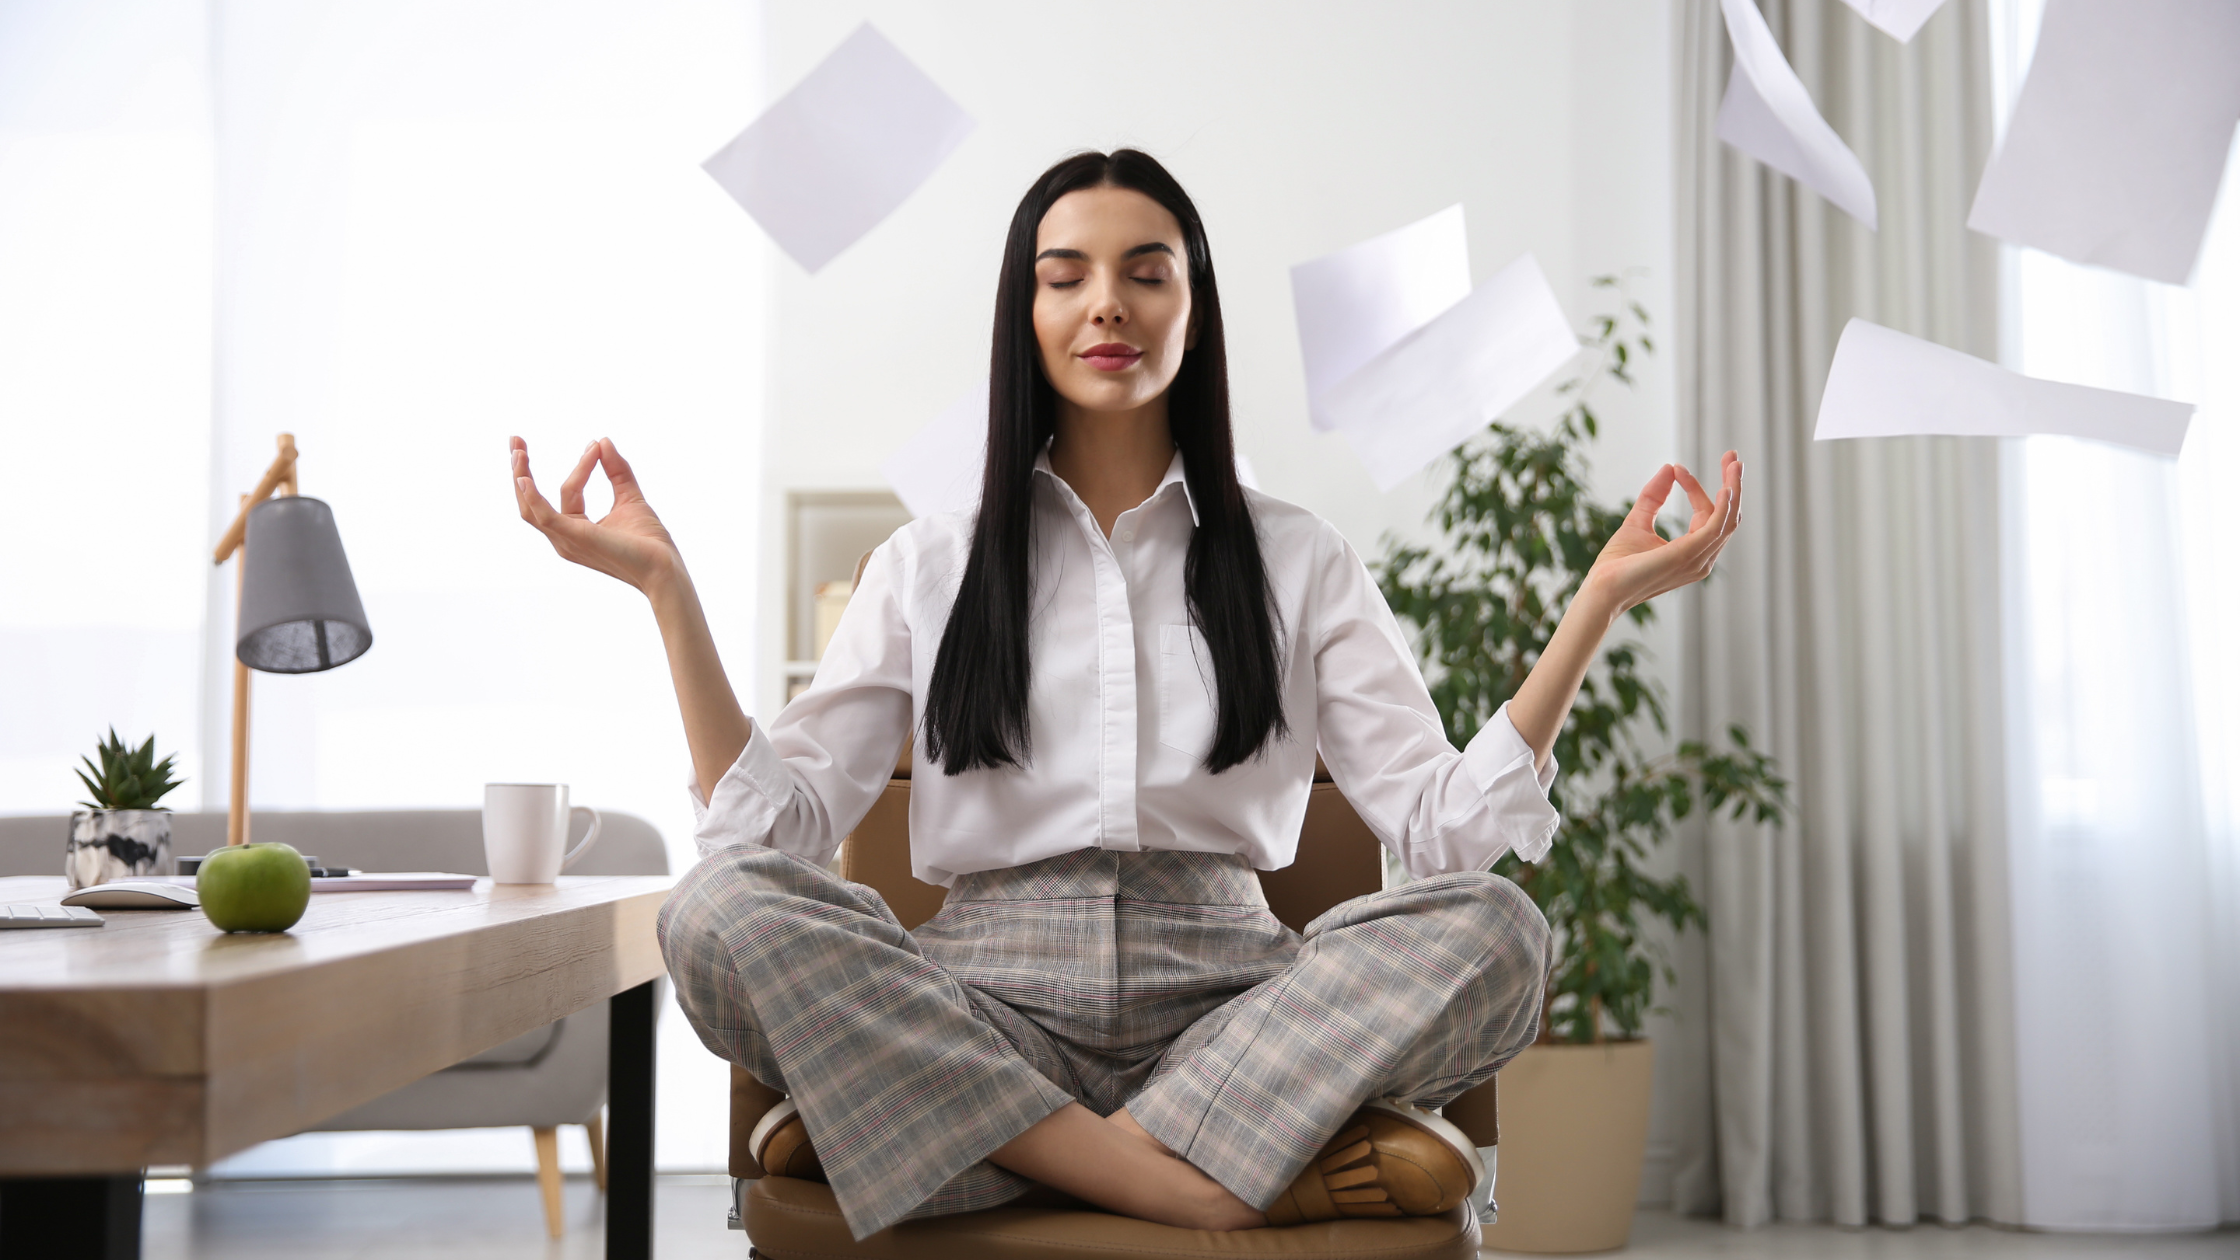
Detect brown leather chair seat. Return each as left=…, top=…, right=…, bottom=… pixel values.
left=741, top=1175, right=1480, bottom=1260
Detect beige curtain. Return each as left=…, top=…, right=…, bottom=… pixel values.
left=1669, top=0, right=2023, bottom=1227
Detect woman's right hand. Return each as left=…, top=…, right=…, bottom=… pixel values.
left=515, top=435, right=753, bottom=798
left=511, top=437, right=681, bottom=595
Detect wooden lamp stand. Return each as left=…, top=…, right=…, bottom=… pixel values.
left=211, top=433, right=298, bottom=847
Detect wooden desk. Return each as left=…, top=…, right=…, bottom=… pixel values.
left=0, top=873, right=672, bottom=1260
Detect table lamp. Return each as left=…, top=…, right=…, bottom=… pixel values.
left=211, top=434, right=373, bottom=846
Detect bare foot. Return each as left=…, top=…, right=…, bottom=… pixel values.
left=1107, top=1107, right=1264, bottom=1229
left=988, top=1102, right=1267, bottom=1231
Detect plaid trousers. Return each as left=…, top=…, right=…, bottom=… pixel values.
left=660, top=844, right=1550, bottom=1240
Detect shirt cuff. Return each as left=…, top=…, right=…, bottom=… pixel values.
left=1459, top=701, right=1562, bottom=866
left=686, top=723, right=793, bottom=860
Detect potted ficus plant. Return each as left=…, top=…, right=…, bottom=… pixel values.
left=1377, top=278, right=1787, bottom=1252
left=66, top=728, right=186, bottom=889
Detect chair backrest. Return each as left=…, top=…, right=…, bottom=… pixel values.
left=836, top=757, right=1384, bottom=934
left=0, top=808, right=669, bottom=879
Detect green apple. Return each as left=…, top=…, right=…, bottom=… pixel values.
left=197, top=842, right=312, bottom=932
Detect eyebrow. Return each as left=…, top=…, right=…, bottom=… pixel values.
left=1033, top=242, right=1177, bottom=262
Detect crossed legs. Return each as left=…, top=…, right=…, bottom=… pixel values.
left=660, top=846, right=1549, bottom=1240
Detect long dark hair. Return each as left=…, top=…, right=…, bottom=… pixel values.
left=921, top=149, right=1288, bottom=776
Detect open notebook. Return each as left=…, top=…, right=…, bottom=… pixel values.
left=137, top=873, right=478, bottom=892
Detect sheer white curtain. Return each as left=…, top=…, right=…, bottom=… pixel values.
left=1992, top=0, right=2240, bottom=1229
left=1672, top=0, right=2021, bottom=1228
left=0, top=0, right=765, bottom=1174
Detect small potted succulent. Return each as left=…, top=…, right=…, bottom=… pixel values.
left=66, top=728, right=186, bottom=889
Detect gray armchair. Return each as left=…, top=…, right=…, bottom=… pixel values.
left=0, top=807, right=670, bottom=1239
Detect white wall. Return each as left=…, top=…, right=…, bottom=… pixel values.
left=748, top=0, right=1690, bottom=1202
left=751, top=0, right=1679, bottom=720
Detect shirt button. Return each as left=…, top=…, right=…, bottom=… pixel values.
left=1117, top=528, right=1134, bottom=542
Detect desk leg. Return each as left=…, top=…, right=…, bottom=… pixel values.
left=0, top=1173, right=143, bottom=1259
left=607, top=980, right=656, bottom=1260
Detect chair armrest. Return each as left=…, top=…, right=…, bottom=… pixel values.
left=730, top=1065, right=787, bottom=1178
left=1443, top=1075, right=1498, bottom=1148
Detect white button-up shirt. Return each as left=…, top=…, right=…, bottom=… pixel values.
left=691, top=451, right=1561, bottom=887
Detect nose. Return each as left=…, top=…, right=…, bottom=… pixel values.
left=1088, top=274, right=1126, bottom=327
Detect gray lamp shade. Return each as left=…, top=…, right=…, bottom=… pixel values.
left=236, top=496, right=372, bottom=674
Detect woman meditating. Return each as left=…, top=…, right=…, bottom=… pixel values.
left=509, top=149, right=1742, bottom=1241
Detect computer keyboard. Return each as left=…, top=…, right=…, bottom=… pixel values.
left=1, top=904, right=104, bottom=928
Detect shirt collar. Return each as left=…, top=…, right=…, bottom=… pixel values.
left=1033, top=446, right=1201, bottom=527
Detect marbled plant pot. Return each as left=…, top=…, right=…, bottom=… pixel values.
left=66, top=809, right=174, bottom=889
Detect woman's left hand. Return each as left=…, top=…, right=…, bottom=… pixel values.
left=1508, top=452, right=1744, bottom=760
left=1583, top=452, right=1744, bottom=616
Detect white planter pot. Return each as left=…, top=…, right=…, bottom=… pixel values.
left=1482, top=1039, right=1655, bottom=1253
left=66, top=809, right=175, bottom=888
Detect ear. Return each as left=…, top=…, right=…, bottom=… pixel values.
left=1185, top=303, right=1200, bottom=351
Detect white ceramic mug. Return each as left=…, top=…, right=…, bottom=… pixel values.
left=482, top=784, right=602, bottom=884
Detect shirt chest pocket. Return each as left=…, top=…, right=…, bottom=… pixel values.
left=1158, top=624, right=1217, bottom=759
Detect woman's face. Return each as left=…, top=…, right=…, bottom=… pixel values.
left=1032, top=185, right=1193, bottom=416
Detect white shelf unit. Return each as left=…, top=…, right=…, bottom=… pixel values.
left=783, top=491, right=912, bottom=701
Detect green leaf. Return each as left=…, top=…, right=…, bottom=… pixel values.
left=76, top=727, right=185, bottom=810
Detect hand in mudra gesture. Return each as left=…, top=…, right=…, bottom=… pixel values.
left=1586, top=451, right=1744, bottom=614
left=511, top=436, right=680, bottom=593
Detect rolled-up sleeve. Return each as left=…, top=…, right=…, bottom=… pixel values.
left=688, top=539, right=914, bottom=863
left=1307, top=522, right=1562, bottom=878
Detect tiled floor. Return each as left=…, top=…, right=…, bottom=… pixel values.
left=141, top=1176, right=2238, bottom=1259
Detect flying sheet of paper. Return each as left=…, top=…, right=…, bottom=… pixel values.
left=703, top=23, right=975, bottom=274
left=882, top=380, right=987, bottom=519
left=1320, top=252, right=1581, bottom=492
left=1289, top=206, right=1472, bottom=433
left=1967, top=0, right=2240, bottom=286
left=1814, top=318, right=2193, bottom=456
left=1716, top=0, right=1879, bottom=229
left=1839, top=0, right=1947, bottom=42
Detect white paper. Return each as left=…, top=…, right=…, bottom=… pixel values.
left=702, top=23, right=976, bottom=273
left=1968, top=0, right=2240, bottom=286
left=1814, top=318, right=2193, bottom=456
left=1839, top=0, right=1947, bottom=42
left=1716, top=0, right=1879, bottom=229
left=1321, top=252, right=1581, bottom=492
left=1289, top=206, right=1472, bottom=432
left=883, top=380, right=988, bottom=519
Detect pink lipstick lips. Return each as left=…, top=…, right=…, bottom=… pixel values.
left=1079, top=343, right=1143, bottom=372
